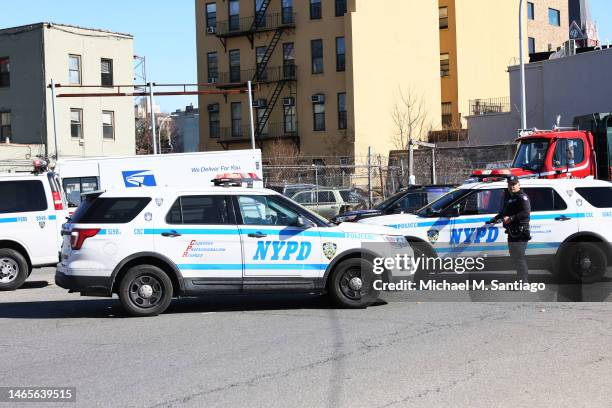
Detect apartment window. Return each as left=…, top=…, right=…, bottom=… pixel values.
left=310, top=0, right=322, bottom=19
left=336, top=37, right=345, bottom=72
left=548, top=8, right=560, bottom=26
left=440, top=53, right=450, bottom=77
left=284, top=104, right=296, bottom=133
left=206, top=3, right=217, bottom=30
left=527, top=2, right=534, bottom=20
left=0, top=111, right=11, bottom=141
left=229, top=49, right=240, bottom=82
left=528, top=37, right=536, bottom=54
left=335, top=0, right=347, bottom=16
left=439, top=7, right=448, bottom=29
left=208, top=104, right=220, bottom=138
left=231, top=102, right=242, bottom=137
left=207, top=52, right=218, bottom=82
left=101, top=58, right=113, bottom=87
left=313, top=96, right=325, bottom=131
left=70, top=108, right=83, bottom=139
left=0, top=57, right=9, bottom=87
left=311, top=39, right=323, bottom=74
left=229, top=0, right=240, bottom=31
left=337, top=92, right=347, bottom=130
left=69, top=55, right=81, bottom=85
left=255, top=0, right=267, bottom=27
left=283, top=42, right=295, bottom=79
left=256, top=46, right=267, bottom=80
left=102, top=111, right=115, bottom=140
left=441, top=102, right=452, bottom=128
left=282, top=0, right=293, bottom=24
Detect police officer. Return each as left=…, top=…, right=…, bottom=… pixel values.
left=490, top=176, right=531, bottom=283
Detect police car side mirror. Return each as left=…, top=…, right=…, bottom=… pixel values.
left=293, top=216, right=311, bottom=228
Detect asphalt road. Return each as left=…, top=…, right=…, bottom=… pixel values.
left=1, top=268, right=612, bottom=408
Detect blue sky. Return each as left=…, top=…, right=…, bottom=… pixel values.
left=1, top=0, right=610, bottom=112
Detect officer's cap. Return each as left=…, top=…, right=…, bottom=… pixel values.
left=507, top=175, right=520, bottom=185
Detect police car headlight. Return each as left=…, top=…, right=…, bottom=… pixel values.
left=382, top=235, right=408, bottom=248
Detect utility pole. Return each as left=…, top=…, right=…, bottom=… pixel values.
left=148, top=82, right=158, bottom=155
left=367, top=146, right=373, bottom=207
left=519, top=0, right=528, bottom=129
left=50, top=79, right=59, bottom=161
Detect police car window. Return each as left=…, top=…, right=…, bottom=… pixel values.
left=0, top=180, right=47, bottom=214
left=523, top=188, right=567, bottom=211
left=72, top=197, right=151, bottom=224
left=238, top=195, right=299, bottom=226
left=457, top=189, right=504, bottom=216
left=166, top=196, right=229, bottom=225
left=575, top=187, right=612, bottom=208
left=396, top=193, right=426, bottom=212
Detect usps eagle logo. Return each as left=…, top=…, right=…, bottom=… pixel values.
left=323, top=242, right=337, bottom=260
left=427, top=229, right=439, bottom=244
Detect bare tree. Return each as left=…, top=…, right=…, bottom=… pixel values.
left=262, top=139, right=304, bottom=184
left=390, top=88, right=432, bottom=150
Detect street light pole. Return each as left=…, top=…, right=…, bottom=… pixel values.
left=50, top=78, right=60, bottom=161
left=519, top=0, right=527, bottom=130
left=247, top=80, right=256, bottom=150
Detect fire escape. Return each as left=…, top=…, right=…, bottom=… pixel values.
left=214, top=1, right=298, bottom=150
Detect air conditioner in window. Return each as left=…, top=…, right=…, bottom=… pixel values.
left=311, top=94, right=325, bottom=103
left=283, top=97, right=295, bottom=107
left=207, top=104, right=219, bottom=112
left=207, top=26, right=216, bottom=34
left=253, top=98, right=267, bottom=108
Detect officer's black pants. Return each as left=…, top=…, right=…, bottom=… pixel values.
left=508, top=241, right=529, bottom=283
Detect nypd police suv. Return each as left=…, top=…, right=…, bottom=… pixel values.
left=55, top=185, right=410, bottom=316
left=359, top=178, right=612, bottom=283
left=0, top=165, right=68, bottom=291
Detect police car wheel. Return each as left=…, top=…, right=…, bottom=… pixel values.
left=0, top=249, right=28, bottom=291
left=565, top=243, right=607, bottom=283
left=328, top=258, right=378, bottom=308
left=119, top=265, right=173, bottom=317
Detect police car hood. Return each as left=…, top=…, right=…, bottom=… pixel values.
left=356, top=213, right=422, bottom=229
left=335, top=221, right=402, bottom=236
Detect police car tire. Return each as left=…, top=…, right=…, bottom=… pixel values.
left=118, top=265, right=173, bottom=317
left=562, top=242, right=607, bottom=284
left=328, top=258, right=378, bottom=308
left=0, top=249, right=28, bottom=291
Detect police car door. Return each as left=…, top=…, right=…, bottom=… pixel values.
left=0, top=178, right=59, bottom=265
left=522, top=187, right=574, bottom=258
left=235, top=194, right=324, bottom=280
left=155, top=194, right=243, bottom=292
left=449, top=188, right=506, bottom=259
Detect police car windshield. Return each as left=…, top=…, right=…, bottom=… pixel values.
left=376, top=190, right=406, bottom=210
left=513, top=139, right=549, bottom=171
left=415, top=189, right=470, bottom=217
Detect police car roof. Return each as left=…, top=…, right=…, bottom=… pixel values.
left=461, top=178, right=612, bottom=190
left=0, top=172, right=50, bottom=179
left=99, top=186, right=280, bottom=198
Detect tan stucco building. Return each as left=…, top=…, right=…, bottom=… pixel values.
left=0, top=23, right=135, bottom=159
left=196, top=0, right=441, bottom=162
left=438, top=0, right=568, bottom=130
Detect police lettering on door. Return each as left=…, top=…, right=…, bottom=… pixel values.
left=253, top=241, right=312, bottom=261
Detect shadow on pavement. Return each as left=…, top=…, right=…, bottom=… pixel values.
left=0, top=294, right=388, bottom=319
left=21, top=280, right=50, bottom=289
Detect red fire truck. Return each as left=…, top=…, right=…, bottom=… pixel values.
left=472, top=113, right=612, bottom=181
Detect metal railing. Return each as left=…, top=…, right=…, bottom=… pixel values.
left=428, top=129, right=469, bottom=144
left=216, top=11, right=296, bottom=37
left=213, top=65, right=297, bottom=85
left=469, top=97, right=510, bottom=116
left=218, top=122, right=298, bottom=143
